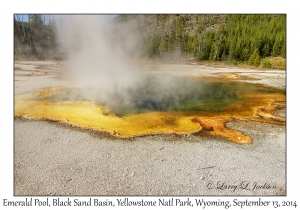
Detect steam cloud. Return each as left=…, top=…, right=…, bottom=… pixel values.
left=56, top=15, right=142, bottom=87
left=55, top=15, right=148, bottom=109
left=54, top=15, right=238, bottom=116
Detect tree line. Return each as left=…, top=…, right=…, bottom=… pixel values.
left=141, top=14, right=286, bottom=66
left=14, top=15, right=58, bottom=60
left=14, top=14, right=286, bottom=66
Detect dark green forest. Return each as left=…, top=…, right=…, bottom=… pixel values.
left=138, top=14, right=286, bottom=67
left=14, top=14, right=286, bottom=68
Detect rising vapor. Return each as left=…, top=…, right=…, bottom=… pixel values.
left=54, top=15, right=234, bottom=116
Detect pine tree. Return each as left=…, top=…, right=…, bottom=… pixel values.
left=248, top=48, right=261, bottom=67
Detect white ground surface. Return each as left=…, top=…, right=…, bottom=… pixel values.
left=14, top=60, right=286, bottom=196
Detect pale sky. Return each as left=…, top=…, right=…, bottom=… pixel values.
left=14, top=14, right=118, bottom=24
